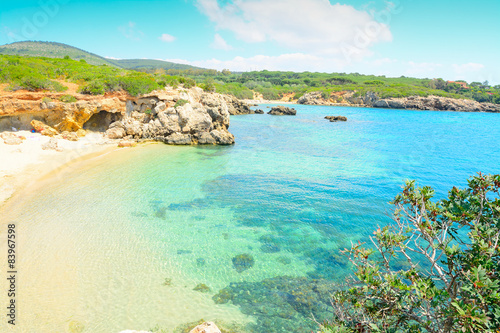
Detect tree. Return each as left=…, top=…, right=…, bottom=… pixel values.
left=323, top=174, right=500, bottom=333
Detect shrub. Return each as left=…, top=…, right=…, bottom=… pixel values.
left=78, top=80, right=106, bottom=95
left=59, top=94, right=77, bottom=103
left=14, top=77, right=67, bottom=92
left=174, top=99, right=189, bottom=108
left=42, top=97, right=52, bottom=103
left=324, top=174, right=500, bottom=333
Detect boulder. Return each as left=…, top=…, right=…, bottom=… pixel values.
left=60, top=131, right=79, bottom=141
left=163, top=133, right=192, bottom=145
left=106, top=127, right=126, bottom=139
left=268, top=106, right=297, bottom=115
left=325, top=116, right=347, bottom=122
left=189, top=322, right=221, bottom=333
left=31, top=120, right=59, bottom=137
left=254, top=109, right=264, bottom=114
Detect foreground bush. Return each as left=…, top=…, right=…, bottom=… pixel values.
left=323, top=173, right=500, bottom=333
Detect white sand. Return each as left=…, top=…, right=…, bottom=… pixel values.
left=0, top=130, right=117, bottom=206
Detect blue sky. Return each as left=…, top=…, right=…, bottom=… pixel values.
left=1, top=0, right=499, bottom=83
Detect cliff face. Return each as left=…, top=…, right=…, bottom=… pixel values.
left=297, top=91, right=500, bottom=113
left=0, top=92, right=126, bottom=132
left=0, top=87, right=238, bottom=145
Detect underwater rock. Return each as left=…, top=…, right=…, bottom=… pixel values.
left=260, top=243, right=281, bottom=253
left=154, top=206, right=167, bottom=219
left=193, top=283, right=211, bottom=293
left=232, top=253, right=255, bottom=273
left=213, top=276, right=336, bottom=333
left=196, top=258, right=206, bottom=266
left=163, top=278, right=172, bottom=286
left=177, top=249, right=192, bottom=255
left=277, top=256, right=292, bottom=265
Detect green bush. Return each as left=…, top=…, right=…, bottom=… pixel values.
left=78, top=80, right=106, bottom=95
left=60, top=94, right=77, bottom=103
left=174, top=99, right=189, bottom=108
left=14, top=77, right=67, bottom=92
left=324, top=174, right=500, bottom=333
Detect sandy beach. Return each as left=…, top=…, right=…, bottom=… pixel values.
left=0, top=130, right=118, bottom=207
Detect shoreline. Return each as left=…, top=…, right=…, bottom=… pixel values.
left=0, top=131, right=120, bottom=209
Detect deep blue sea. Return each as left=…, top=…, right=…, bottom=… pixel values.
left=2, top=104, right=499, bottom=333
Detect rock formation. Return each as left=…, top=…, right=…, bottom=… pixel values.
left=104, top=87, right=234, bottom=145
left=268, top=106, right=297, bottom=115
left=372, top=95, right=500, bottom=112
left=297, top=90, right=500, bottom=113
left=0, top=87, right=237, bottom=145
left=325, top=116, right=347, bottom=122
left=0, top=132, right=24, bottom=145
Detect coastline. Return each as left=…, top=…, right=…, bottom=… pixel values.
left=0, top=131, right=119, bottom=208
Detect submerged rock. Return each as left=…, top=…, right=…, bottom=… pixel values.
left=193, top=283, right=211, bottom=293
left=267, top=106, right=297, bottom=116
left=213, top=276, right=336, bottom=333
left=232, top=253, right=255, bottom=273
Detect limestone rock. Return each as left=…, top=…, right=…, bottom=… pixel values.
left=268, top=106, right=297, bottom=115
left=31, top=120, right=59, bottom=137
left=60, top=131, right=79, bottom=141
left=210, top=130, right=235, bottom=145
left=106, top=127, right=126, bottom=139
left=118, top=140, right=137, bottom=148
left=325, top=116, right=347, bottom=122
left=223, top=95, right=253, bottom=115
left=372, top=95, right=500, bottom=112
left=163, top=133, right=192, bottom=145
left=189, top=322, right=221, bottom=333
left=76, top=129, right=87, bottom=137
left=0, top=132, right=23, bottom=145
left=254, top=109, right=265, bottom=114
left=41, top=138, right=62, bottom=151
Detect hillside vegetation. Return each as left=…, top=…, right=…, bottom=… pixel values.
left=1, top=52, right=499, bottom=105
left=0, top=41, right=202, bottom=71
left=0, top=54, right=195, bottom=96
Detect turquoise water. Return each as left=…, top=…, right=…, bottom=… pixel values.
left=1, top=105, right=499, bottom=333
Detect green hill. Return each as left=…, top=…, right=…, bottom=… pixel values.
left=0, top=41, right=115, bottom=66
left=107, top=58, right=200, bottom=71
left=0, top=41, right=201, bottom=71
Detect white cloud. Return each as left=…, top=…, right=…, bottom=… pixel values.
left=405, top=61, right=443, bottom=77
left=211, top=33, right=233, bottom=50
left=195, top=0, right=392, bottom=57
left=118, top=21, right=144, bottom=41
left=159, top=33, right=176, bottom=43
left=452, top=63, right=484, bottom=75
left=164, top=53, right=345, bottom=72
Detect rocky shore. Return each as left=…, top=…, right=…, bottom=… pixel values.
left=297, top=91, right=500, bottom=112
left=0, top=87, right=250, bottom=146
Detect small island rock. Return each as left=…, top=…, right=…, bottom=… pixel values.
left=325, top=116, right=347, bottom=122
left=267, top=106, right=297, bottom=115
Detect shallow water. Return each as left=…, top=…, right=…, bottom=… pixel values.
left=1, top=105, right=499, bottom=332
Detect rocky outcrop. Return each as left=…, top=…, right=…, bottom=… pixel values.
left=325, top=116, right=347, bottom=122
left=373, top=95, right=500, bottom=112
left=268, top=106, right=297, bottom=115
left=0, top=87, right=236, bottom=145
left=297, top=90, right=499, bottom=113
left=105, top=87, right=235, bottom=145
left=0, top=96, right=125, bottom=132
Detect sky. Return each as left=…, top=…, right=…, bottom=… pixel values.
left=0, top=0, right=499, bottom=84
